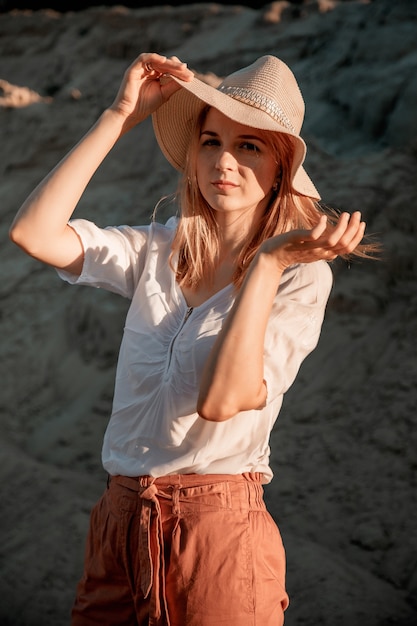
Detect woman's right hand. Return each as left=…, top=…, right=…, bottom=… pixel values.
left=109, top=52, right=194, bottom=134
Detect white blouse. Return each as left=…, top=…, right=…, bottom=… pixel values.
left=58, top=217, right=333, bottom=483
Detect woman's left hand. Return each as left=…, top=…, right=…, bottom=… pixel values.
left=260, top=211, right=366, bottom=272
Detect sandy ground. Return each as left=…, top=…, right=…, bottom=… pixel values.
left=0, top=1, right=416, bottom=624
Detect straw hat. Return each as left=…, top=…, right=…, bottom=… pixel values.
left=152, top=55, right=320, bottom=200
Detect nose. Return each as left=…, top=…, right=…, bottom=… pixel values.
left=215, top=148, right=235, bottom=171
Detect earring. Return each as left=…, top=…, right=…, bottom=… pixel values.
left=272, top=177, right=281, bottom=192
left=272, top=169, right=282, bottom=192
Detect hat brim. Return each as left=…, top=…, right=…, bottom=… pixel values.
left=152, top=75, right=320, bottom=200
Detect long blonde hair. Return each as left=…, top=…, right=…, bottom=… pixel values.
left=169, top=106, right=377, bottom=290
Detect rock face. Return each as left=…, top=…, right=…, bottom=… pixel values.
left=0, top=1, right=416, bottom=625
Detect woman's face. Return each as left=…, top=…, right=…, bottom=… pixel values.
left=196, top=107, right=278, bottom=225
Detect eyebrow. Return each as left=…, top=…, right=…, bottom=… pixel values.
left=200, top=129, right=267, bottom=145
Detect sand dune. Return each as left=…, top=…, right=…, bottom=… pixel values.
left=0, top=1, right=416, bottom=624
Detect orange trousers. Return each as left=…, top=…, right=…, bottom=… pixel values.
left=71, top=473, right=289, bottom=625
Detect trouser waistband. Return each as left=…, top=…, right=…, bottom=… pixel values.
left=109, top=473, right=265, bottom=624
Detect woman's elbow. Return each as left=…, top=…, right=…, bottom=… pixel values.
left=197, top=385, right=267, bottom=422
left=9, top=224, right=40, bottom=257
left=197, top=396, right=238, bottom=422
left=9, top=222, right=20, bottom=245
left=9, top=220, right=33, bottom=250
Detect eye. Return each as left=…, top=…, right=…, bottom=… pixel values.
left=240, top=141, right=260, bottom=153
left=201, top=137, right=220, bottom=147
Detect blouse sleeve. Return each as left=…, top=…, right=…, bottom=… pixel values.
left=55, top=218, right=150, bottom=299
left=263, top=260, right=333, bottom=403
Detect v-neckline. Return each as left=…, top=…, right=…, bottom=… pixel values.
left=170, top=248, right=235, bottom=310
left=176, top=280, right=234, bottom=310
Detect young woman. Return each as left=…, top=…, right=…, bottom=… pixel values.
left=10, top=52, right=368, bottom=626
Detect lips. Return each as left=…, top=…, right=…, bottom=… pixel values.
left=211, top=180, right=238, bottom=190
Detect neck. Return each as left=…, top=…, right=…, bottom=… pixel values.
left=215, top=209, right=263, bottom=261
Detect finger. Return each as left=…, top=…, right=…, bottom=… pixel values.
left=164, top=57, right=193, bottom=81
left=340, top=211, right=362, bottom=242
left=325, top=212, right=352, bottom=247
left=139, top=53, right=192, bottom=81
left=322, top=249, right=338, bottom=261
left=132, top=52, right=166, bottom=75
left=331, top=213, right=365, bottom=254
left=280, top=214, right=327, bottom=244
left=309, top=214, right=328, bottom=241
left=336, top=220, right=366, bottom=255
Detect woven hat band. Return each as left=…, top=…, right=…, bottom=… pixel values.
left=218, top=85, right=296, bottom=133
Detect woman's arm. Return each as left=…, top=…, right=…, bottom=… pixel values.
left=9, top=53, right=193, bottom=275
left=10, top=110, right=130, bottom=275
left=197, top=212, right=366, bottom=421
